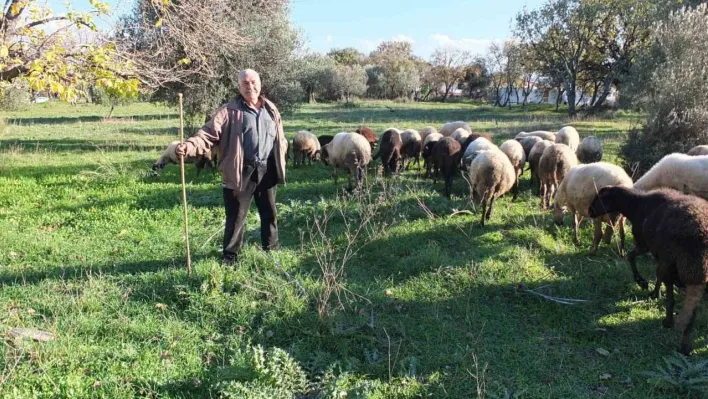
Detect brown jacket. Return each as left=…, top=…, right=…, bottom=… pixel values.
left=182, top=96, right=287, bottom=192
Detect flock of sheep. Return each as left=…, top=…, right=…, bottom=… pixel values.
left=153, top=121, right=708, bottom=356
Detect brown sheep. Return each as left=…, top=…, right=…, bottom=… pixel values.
left=430, top=137, right=462, bottom=197
left=373, top=129, right=403, bottom=177
left=528, top=140, right=554, bottom=194
left=538, top=144, right=578, bottom=209
left=589, top=187, right=708, bottom=355
left=355, top=126, right=378, bottom=151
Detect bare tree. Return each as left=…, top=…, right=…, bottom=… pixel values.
left=429, top=47, right=473, bottom=102
left=116, top=0, right=302, bottom=119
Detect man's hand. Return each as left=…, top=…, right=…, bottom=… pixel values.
left=176, top=143, right=187, bottom=158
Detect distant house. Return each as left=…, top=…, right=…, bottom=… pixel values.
left=496, top=84, right=619, bottom=107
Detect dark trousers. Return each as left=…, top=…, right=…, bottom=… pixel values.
left=222, top=162, right=278, bottom=260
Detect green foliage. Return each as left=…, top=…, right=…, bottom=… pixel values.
left=620, top=3, right=708, bottom=176
left=327, top=64, right=368, bottom=102
left=297, top=53, right=337, bottom=102
left=0, top=81, right=32, bottom=111
left=327, top=47, right=366, bottom=66
left=0, top=100, right=697, bottom=398
left=88, top=85, right=136, bottom=107
left=216, top=346, right=308, bottom=398
left=366, top=41, right=421, bottom=99
left=642, top=353, right=708, bottom=395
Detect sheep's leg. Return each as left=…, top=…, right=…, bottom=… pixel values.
left=512, top=170, right=520, bottom=201
left=333, top=167, right=339, bottom=186
left=591, top=218, right=603, bottom=253
left=663, top=280, right=674, bottom=328
left=540, top=181, right=547, bottom=209
left=572, top=213, right=582, bottom=246
left=480, top=192, right=488, bottom=227
left=676, top=284, right=705, bottom=355
left=627, top=248, right=649, bottom=290
left=618, top=217, right=627, bottom=257
left=650, top=276, right=662, bottom=299
left=602, top=220, right=614, bottom=245
left=486, top=193, right=496, bottom=221
left=444, top=171, right=452, bottom=198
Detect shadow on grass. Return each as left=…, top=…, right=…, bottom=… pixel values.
left=7, top=113, right=178, bottom=125
left=0, top=139, right=167, bottom=153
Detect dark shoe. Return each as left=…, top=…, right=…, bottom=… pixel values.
left=221, top=256, right=236, bottom=266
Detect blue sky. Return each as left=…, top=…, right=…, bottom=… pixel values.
left=52, top=0, right=546, bottom=59
left=290, top=0, right=546, bottom=58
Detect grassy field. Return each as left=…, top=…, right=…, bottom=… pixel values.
left=0, top=100, right=704, bottom=398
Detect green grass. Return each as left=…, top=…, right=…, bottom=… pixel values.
left=0, top=99, right=703, bottom=398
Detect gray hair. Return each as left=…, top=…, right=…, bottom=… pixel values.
left=238, top=69, right=260, bottom=82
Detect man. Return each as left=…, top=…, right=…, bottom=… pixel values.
left=176, top=69, right=288, bottom=265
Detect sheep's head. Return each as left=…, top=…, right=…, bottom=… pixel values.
left=320, top=145, right=331, bottom=166
left=552, top=202, right=566, bottom=225
left=588, top=186, right=627, bottom=218
left=311, top=149, right=321, bottom=162
left=422, top=142, right=436, bottom=159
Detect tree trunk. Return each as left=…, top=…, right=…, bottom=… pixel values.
left=589, top=77, right=614, bottom=113
left=555, top=86, right=564, bottom=111
left=441, top=83, right=452, bottom=102
left=575, top=89, right=586, bottom=107
left=107, top=104, right=115, bottom=119
left=567, top=80, right=577, bottom=117
left=589, top=81, right=600, bottom=107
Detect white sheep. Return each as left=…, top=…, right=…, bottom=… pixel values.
left=576, top=136, right=603, bottom=163
left=321, top=132, right=373, bottom=192
left=538, top=143, right=579, bottom=209
left=499, top=139, right=526, bottom=200
left=528, top=140, right=555, bottom=194
left=292, top=130, right=321, bottom=167
left=152, top=140, right=217, bottom=175
left=440, top=121, right=471, bottom=136
left=687, top=145, right=708, bottom=156
left=451, top=128, right=471, bottom=144
left=555, top=126, right=580, bottom=152
left=515, top=130, right=556, bottom=141
left=634, top=153, right=708, bottom=200
left=552, top=162, right=632, bottom=254
left=461, top=137, right=499, bottom=169
left=419, top=126, right=438, bottom=144
left=467, top=149, right=516, bottom=227
left=517, top=136, right=544, bottom=158
left=423, top=132, right=443, bottom=146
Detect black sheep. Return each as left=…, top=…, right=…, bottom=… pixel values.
left=317, top=135, right=334, bottom=148
left=422, top=140, right=437, bottom=178
left=373, top=129, right=402, bottom=177
left=430, top=137, right=461, bottom=198
left=589, top=187, right=708, bottom=355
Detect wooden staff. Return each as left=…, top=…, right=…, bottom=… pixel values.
left=178, top=93, right=192, bottom=274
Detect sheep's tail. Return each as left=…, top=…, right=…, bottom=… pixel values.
left=675, top=284, right=705, bottom=332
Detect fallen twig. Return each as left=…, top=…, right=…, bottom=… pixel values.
left=522, top=288, right=588, bottom=305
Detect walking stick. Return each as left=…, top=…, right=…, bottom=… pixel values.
left=178, top=93, right=192, bottom=274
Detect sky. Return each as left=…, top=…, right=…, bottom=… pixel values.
left=289, top=0, right=546, bottom=59
left=49, top=0, right=546, bottom=59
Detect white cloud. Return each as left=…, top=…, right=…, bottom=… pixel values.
left=392, top=34, right=415, bottom=44
left=325, top=35, right=333, bottom=43
left=357, top=38, right=383, bottom=53
left=429, top=34, right=502, bottom=55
